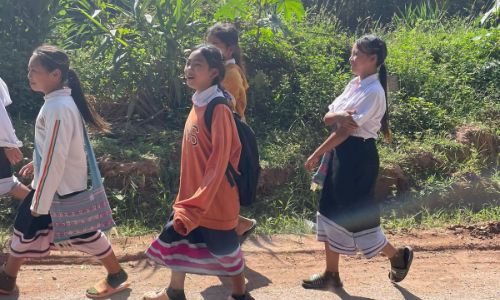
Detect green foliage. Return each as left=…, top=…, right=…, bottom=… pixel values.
left=0, top=0, right=65, bottom=116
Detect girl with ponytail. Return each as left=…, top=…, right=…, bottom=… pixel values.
left=303, top=35, right=412, bottom=289
left=0, top=45, right=129, bottom=298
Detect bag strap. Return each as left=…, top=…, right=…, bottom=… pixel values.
left=203, top=97, right=236, bottom=187
left=34, top=120, right=103, bottom=189
left=204, top=97, right=230, bottom=133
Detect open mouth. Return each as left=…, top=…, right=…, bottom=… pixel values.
left=186, top=76, right=195, bottom=80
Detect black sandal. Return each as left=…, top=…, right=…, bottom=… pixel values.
left=230, top=291, right=255, bottom=300
left=302, top=271, right=342, bottom=290
left=238, top=219, right=257, bottom=245
left=389, top=246, right=414, bottom=283
left=0, top=267, right=17, bottom=295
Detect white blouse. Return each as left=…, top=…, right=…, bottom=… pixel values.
left=329, top=73, right=386, bottom=139
left=31, top=88, right=87, bottom=214
left=0, top=78, right=23, bottom=148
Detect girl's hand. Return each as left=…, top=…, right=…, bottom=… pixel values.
left=4, top=147, right=23, bottom=165
left=337, top=110, right=359, bottom=130
left=31, top=210, right=40, bottom=217
left=20, top=161, right=34, bottom=178
left=173, top=218, right=188, bottom=236
left=304, top=154, right=320, bottom=172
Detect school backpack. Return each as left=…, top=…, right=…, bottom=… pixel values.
left=204, top=97, right=260, bottom=206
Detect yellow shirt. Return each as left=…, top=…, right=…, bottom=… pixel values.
left=222, top=63, right=249, bottom=120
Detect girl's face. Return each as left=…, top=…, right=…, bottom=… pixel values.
left=207, top=35, right=233, bottom=61
left=349, top=44, right=377, bottom=78
left=27, top=56, right=63, bottom=95
left=184, top=49, right=219, bottom=92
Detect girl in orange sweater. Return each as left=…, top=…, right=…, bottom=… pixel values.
left=143, top=44, right=254, bottom=300
left=206, top=23, right=256, bottom=243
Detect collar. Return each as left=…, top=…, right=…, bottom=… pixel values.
left=225, top=58, right=236, bottom=66
left=44, top=88, right=72, bottom=101
left=354, top=73, right=379, bottom=88
left=192, top=85, right=225, bottom=107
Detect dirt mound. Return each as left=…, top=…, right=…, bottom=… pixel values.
left=258, top=166, right=295, bottom=194
left=374, top=164, right=410, bottom=201
left=99, top=157, right=160, bottom=189
left=455, top=125, right=499, bottom=162
left=447, top=221, right=500, bottom=240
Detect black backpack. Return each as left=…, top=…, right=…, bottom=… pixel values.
left=204, top=97, right=260, bottom=206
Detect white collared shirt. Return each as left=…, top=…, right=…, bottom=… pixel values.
left=329, top=73, right=386, bottom=139
left=0, top=77, right=23, bottom=148
left=225, top=58, right=236, bottom=66
left=192, top=85, right=226, bottom=107
left=31, top=88, right=87, bottom=214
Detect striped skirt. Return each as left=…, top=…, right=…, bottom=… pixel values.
left=9, top=190, right=112, bottom=259
left=146, top=215, right=244, bottom=276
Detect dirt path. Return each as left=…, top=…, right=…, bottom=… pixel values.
left=1, top=224, right=499, bottom=300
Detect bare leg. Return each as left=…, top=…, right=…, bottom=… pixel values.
left=169, top=271, right=186, bottom=290
left=8, top=184, right=30, bottom=201
left=381, top=242, right=397, bottom=259
left=99, top=250, right=122, bottom=274
left=4, top=255, right=24, bottom=278
left=230, top=272, right=246, bottom=296
left=325, top=242, right=340, bottom=273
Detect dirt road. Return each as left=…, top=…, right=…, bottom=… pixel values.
left=1, top=223, right=499, bottom=300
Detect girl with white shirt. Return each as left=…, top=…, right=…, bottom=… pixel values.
left=0, top=77, right=31, bottom=200
left=0, top=46, right=129, bottom=298
left=303, top=35, right=413, bottom=289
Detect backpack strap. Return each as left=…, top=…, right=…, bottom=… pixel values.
left=203, top=97, right=236, bottom=187
left=204, top=97, right=230, bottom=133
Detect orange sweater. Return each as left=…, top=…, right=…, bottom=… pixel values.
left=223, top=64, right=249, bottom=120
left=173, top=104, right=242, bottom=235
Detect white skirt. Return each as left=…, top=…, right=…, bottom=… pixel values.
left=0, top=175, right=20, bottom=195
left=316, top=212, right=388, bottom=258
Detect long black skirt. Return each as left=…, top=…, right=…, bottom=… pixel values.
left=319, top=136, right=380, bottom=233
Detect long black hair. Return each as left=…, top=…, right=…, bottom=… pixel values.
left=206, top=22, right=246, bottom=73
left=355, top=35, right=391, bottom=141
left=32, top=45, right=109, bottom=132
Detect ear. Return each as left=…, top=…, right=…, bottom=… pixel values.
left=50, top=69, right=62, bottom=82
left=209, top=68, right=219, bottom=82
left=226, top=46, right=234, bottom=59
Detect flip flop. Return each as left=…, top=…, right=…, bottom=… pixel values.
left=86, top=278, right=130, bottom=299
left=238, top=219, right=257, bottom=244
left=389, top=246, right=414, bottom=283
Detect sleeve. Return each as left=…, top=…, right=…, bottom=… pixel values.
left=351, top=88, right=385, bottom=127
left=0, top=104, right=22, bottom=148
left=31, top=109, right=74, bottom=214
left=223, top=69, right=247, bottom=119
left=172, top=106, right=235, bottom=235
left=0, top=79, right=22, bottom=148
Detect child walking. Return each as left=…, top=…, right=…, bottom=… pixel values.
left=303, top=35, right=413, bottom=289
left=0, top=77, right=31, bottom=201
left=143, top=44, right=254, bottom=300
left=206, top=23, right=256, bottom=243
left=0, top=45, right=129, bottom=298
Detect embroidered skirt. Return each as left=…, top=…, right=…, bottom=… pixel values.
left=146, top=214, right=245, bottom=276
left=9, top=190, right=112, bottom=259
